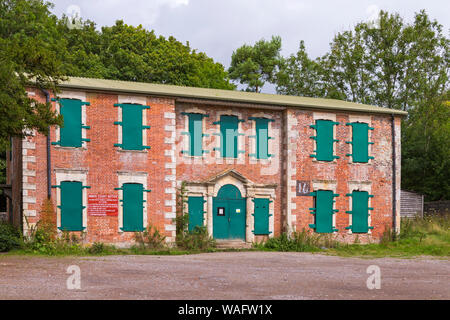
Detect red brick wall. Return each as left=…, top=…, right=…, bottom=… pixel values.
left=26, top=90, right=176, bottom=245
left=175, top=103, right=284, bottom=237
left=22, top=88, right=401, bottom=244
left=289, top=110, right=400, bottom=243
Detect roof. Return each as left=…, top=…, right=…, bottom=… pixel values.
left=57, top=76, right=408, bottom=116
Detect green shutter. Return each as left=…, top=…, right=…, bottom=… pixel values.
left=346, top=191, right=373, bottom=233
left=188, top=196, right=204, bottom=232
left=114, top=103, right=150, bottom=150
left=214, top=115, right=244, bottom=158
left=53, top=98, right=89, bottom=147
left=122, top=104, right=143, bottom=150
left=309, top=190, right=338, bottom=233
left=310, top=120, right=339, bottom=161
left=122, top=183, right=145, bottom=232
left=346, top=122, right=374, bottom=163
left=252, top=198, right=271, bottom=235
left=249, top=118, right=273, bottom=159
left=60, top=181, right=84, bottom=231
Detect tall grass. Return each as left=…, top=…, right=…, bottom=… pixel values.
left=253, top=229, right=341, bottom=252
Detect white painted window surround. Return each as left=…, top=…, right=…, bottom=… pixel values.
left=117, top=171, right=148, bottom=232
left=312, top=112, right=338, bottom=163
left=312, top=180, right=338, bottom=233
left=347, top=181, right=373, bottom=234
left=117, top=95, right=149, bottom=151
left=54, top=91, right=89, bottom=149
left=214, top=110, right=245, bottom=164
left=347, top=114, right=373, bottom=164
left=55, top=169, right=88, bottom=231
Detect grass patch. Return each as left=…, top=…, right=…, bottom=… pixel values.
left=253, top=215, right=449, bottom=258
left=328, top=215, right=450, bottom=258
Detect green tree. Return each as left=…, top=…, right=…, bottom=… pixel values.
left=0, top=0, right=64, bottom=150
left=58, top=19, right=234, bottom=90
left=276, top=41, right=324, bottom=97
left=228, top=36, right=282, bottom=92
left=275, top=10, right=449, bottom=200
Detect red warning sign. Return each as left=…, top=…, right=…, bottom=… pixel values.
left=88, top=194, right=118, bottom=216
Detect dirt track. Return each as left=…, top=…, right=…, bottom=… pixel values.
left=0, top=252, right=448, bottom=300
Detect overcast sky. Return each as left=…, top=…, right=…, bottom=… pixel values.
left=50, top=0, right=449, bottom=92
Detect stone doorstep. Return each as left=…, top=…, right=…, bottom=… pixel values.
left=215, top=239, right=252, bottom=249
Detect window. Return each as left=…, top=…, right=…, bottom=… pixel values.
left=52, top=98, right=90, bottom=147
left=188, top=196, right=205, bottom=232
left=249, top=117, right=274, bottom=159
left=346, top=190, right=374, bottom=233
left=252, top=198, right=272, bottom=235
left=346, top=122, right=374, bottom=163
left=120, top=183, right=148, bottom=232
left=309, top=190, right=339, bottom=233
left=114, top=103, right=150, bottom=150
left=213, top=115, right=244, bottom=158
left=310, top=119, right=339, bottom=161
left=57, top=181, right=86, bottom=231
left=181, top=113, right=209, bottom=156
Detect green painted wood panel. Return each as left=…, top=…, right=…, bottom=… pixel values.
left=189, top=114, right=203, bottom=156
left=315, top=120, right=335, bottom=161
left=60, top=99, right=82, bottom=147
left=122, top=104, right=143, bottom=150
left=253, top=198, right=270, bottom=235
left=188, top=196, right=204, bottom=232
left=220, top=115, right=238, bottom=158
left=256, top=119, right=269, bottom=159
left=60, top=181, right=83, bottom=231
left=350, top=122, right=370, bottom=163
left=351, top=191, right=370, bottom=233
left=122, top=183, right=144, bottom=232
left=315, top=190, right=334, bottom=233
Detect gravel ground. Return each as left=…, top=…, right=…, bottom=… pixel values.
left=0, top=252, right=448, bottom=300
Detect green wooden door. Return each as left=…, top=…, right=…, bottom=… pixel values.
left=253, top=198, right=270, bottom=235
left=122, top=183, right=144, bottom=232
left=213, top=184, right=246, bottom=240
left=188, top=196, right=204, bottom=232
left=60, top=181, right=83, bottom=231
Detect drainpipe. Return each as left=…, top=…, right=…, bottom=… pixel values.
left=40, top=89, right=51, bottom=199
left=391, top=114, right=397, bottom=240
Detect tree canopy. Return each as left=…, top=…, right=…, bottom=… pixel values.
left=273, top=10, right=449, bottom=200
left=0, top=0, right=64, bottom=150
left=228, top=36, right=282, bottom=92
left=58, top=18, right=235, bottom=89
left=0, top=0, right=235, bottom=151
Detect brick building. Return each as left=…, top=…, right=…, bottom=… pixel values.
left=4, top=76, right=407, bottom=245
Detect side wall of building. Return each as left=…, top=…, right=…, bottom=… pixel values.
left=286, top=109, right=402, bottom=242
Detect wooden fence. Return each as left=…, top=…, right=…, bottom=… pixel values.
left=424, top=200, right=450, bottom=215
left=400, top=190, right=424, bottom=218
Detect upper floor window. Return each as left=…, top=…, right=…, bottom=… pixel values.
left=213, top=115, right=244, bottom=158
left=346, top=122, right=374, bottom=163
left=249, top=117, right=274, bottom=159
left=181, top=112, right=209, bottom=157
left=310, top=119, right=340, bottom=161
left=51, top=98, right=90, bottom=148
left=114, top=103, right=150, bottom=151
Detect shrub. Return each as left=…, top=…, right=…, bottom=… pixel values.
left=177, top=225, right=216, bottom=250
left=135, top=224, right=166, bottom=249
left=254, top=229, right=340, bottom=252
left=175, top=181, right=216, bottom=251
left=0, top=222, right=21, bottom=252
